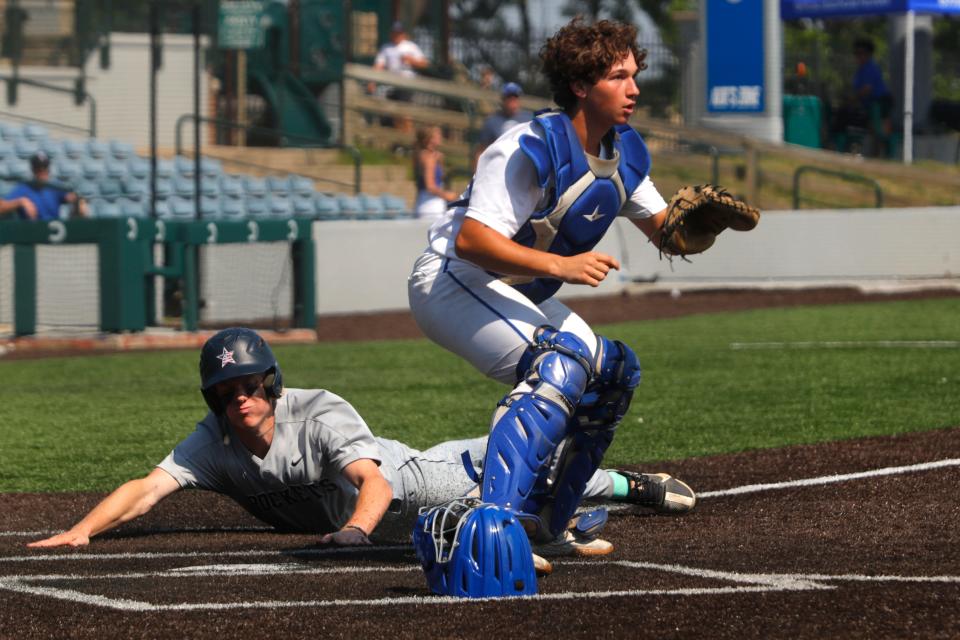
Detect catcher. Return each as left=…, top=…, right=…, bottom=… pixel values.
left=408, top=16, right=756, bottom=567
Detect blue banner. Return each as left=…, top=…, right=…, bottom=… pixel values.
left=781, top=0, right=960, bottom=18
left=706, top=0, right=765, bottom=113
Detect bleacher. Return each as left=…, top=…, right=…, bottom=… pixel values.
left=0, top=122, right=414, bottom=221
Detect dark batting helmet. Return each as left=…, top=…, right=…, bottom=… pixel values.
left=199, top=327, right=283, bottom=415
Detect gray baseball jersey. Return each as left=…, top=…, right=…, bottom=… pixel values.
left=158, top=388, right=482, bottom=538
left=158, top=388, right=613, bottom=539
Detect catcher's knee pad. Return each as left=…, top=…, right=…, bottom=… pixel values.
left=575, top=336, right=642, bottom=430
left=413, top=498, right=537, bottom=598
left=479, top=326, right=592, bottom=512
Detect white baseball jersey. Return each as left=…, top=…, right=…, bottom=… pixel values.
left=409, top=120, right=667, bottom=384
left=373, top=39, right=426, bottom=77
left=424, top=120, right=667, bottom=260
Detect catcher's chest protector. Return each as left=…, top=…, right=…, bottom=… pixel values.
left=507, top=112, right=651, bottom=303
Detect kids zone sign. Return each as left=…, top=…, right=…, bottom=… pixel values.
left=706, top=0, right=766, bottom=113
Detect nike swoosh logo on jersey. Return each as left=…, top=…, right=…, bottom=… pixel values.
left=584, top=205, right=604, bottom=222
left=291, top=456, right=303, bottom=467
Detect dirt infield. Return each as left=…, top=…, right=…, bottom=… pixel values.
left=2, top=287, right=959, bottom=638
left=2, top=427, right=959, bottom=639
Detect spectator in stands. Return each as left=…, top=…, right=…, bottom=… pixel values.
left=413, top=125, right=459, bottom=221
left=369, top=21, right=428, bottom=133
left=0, top=194, right=37, bottom=219
left=373, top=21, right=429, bottom=86
left=830, top=38, right=893, bottom=156
left=473, top=82, right=533, bottom=169
left=4, top=152, right=88, bottom=220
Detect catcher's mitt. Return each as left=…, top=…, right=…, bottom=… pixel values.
left=659, top=184, right=760, bottom=257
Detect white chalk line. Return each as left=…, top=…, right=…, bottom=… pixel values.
left=0, top=545, right=413, bottom=563
left=699, top=458, right=960, bottom=498
left=2, top=457, right=959, bottom=610
left=730, top=340, right=960, bottom=350
left=3, top=560, right=959, bottom=612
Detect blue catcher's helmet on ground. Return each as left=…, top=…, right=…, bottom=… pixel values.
left=413, top=498, right=537, bottom=598
left=199, top=327, right=283, bottom=415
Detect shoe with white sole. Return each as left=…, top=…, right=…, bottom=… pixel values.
left=534, top=529, right=614, bottom=557
left=616, top=471, right=697, bottom=514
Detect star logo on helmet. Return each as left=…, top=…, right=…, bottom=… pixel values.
left=216, top=348, right=236, bottom=368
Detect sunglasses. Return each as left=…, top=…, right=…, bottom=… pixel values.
left=216, top=376, right=264, bottom=405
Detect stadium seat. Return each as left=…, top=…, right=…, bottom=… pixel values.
left=85, top=139, right=109, bottom=159
left=380, top=193, right=409, bottom=217
left=244, top=195, right=269, bottom=218
left=75, top=181, right=98, bottom=201
left=81, top=158, right=106, bottom=180
left=118, top=197, right=147, bottom=218
left=174, top=155, right=195, bottom=176
left=289, top=174, right=316, bottom=197
left=98, top=179, right=124, bottom=201
left=268, top=194, right=293, bottom=218
left=200, top=177, right=219, bottom=197
left=53, top=160, right=82, bottom=183
left=291, top=194, right=315, bottom=217
left=0, top=122, right=20, bottom=140
left=242, top=176, right=267, bottom=197
left=0, top=179, right=15, bottom=195
left=313, top=193, right=340, bottom=220
left=63, top=139, right=86, bottom=160
left=5, top=158, right=31, bottom=181
left=155, top=158, right=175, bottom=179
left=219, top=174, right=244, bottom=198
left=109, top=139, right=135, bottom=160
left=335, top=194, right=364, bottom=219
left=220, top=196, right=244, bottom=219
left=173, top=175, right=195, bottom=197
left=105, top=159, right=128, bottom=180
left=0, top=141, right=13, bottom=161
left=200, top=157, right=223, bottom=178
left=91, top=199, right=121, bottom=218
left=40, top=138, right=64, bottom=158
left=199, top=195, right=220, bottom=219
left=151, top=199, right=171, bottom=219
left=14, top=138, right=39, bottom=160
left=22, top=124, right=48, bottom=141
left=122, top=176, right=149, bottom=199
left=154, top=177, right=173, bottom=199
left=358, top=192, right=386, bottom=218
left=127, top=157, right=150, bottom=180
left=265, top=175, right=290, bottom=195
left=168, top=196, right=196, bottom=219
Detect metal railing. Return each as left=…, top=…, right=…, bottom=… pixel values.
left=793, top=165, right=883, bottom=209
left=174, top=114, right=364, bottom=193
left=0, top=75, right=96, bottom=137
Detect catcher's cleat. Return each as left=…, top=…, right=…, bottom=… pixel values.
left=615, top=471, right=697, bottom=514
left=534, top=529, right=614, bottom=558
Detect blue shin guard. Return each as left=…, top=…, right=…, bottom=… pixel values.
left=478, top=327, right=592, bottom=518
left=530, top=336, right=643, bottom=538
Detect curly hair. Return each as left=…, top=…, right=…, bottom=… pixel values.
left=540, top=17, right=647, bottom=111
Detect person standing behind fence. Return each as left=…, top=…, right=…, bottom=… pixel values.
left=369, top=21, right=429, bottom=133
left=413, top=126, right=459, bottom=221
left=4, top=152, right=87, bottom=220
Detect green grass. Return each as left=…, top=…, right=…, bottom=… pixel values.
left=2, top=298, right=958, bottom=492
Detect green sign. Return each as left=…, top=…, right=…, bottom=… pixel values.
left=218, top=1, right=268, bottom=50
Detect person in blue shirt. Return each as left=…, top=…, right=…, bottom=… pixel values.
left=473, top=82, right=533, bottom=169
left=5, top=152, right=88, bottom=221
